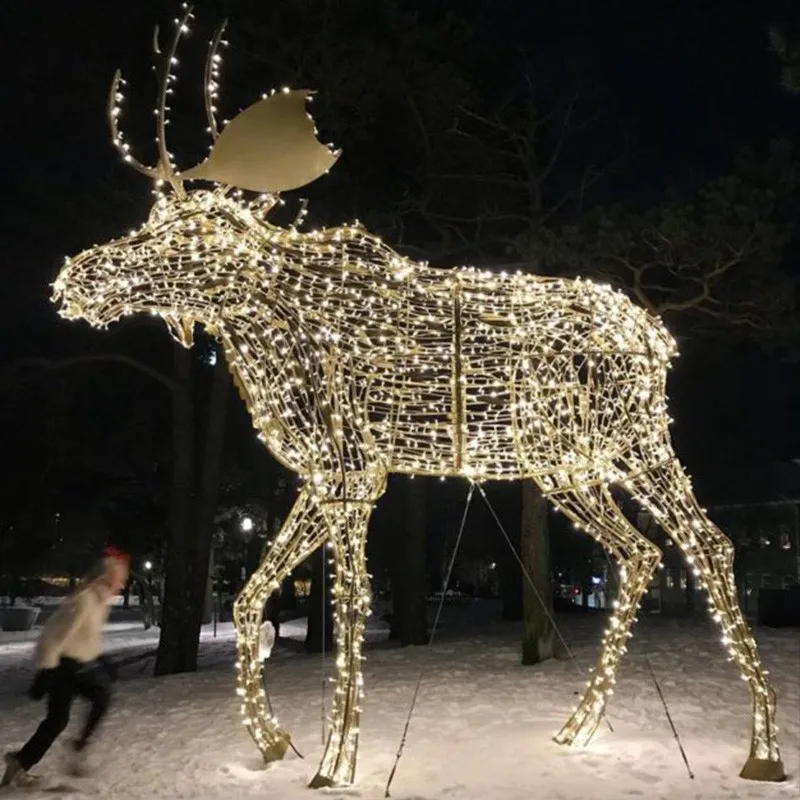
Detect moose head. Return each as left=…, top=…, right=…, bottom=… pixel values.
left=52, top=4, right=340, bottom=347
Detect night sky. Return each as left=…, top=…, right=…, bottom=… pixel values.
left=2, top=0, right=799, bottom=502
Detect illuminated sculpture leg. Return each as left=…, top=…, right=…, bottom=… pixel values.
left=309, top=469, right=385, bottom=789
left=546, top=481, right=661, bottom=747
left=233, top=486, right=329, bottom=763
left=629, top=457, right=785, bottom=781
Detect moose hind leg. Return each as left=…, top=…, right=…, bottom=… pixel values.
left=233, top=486, right=328, bottom=763
left=309, top=469, right=385, bottom=789
left=546, top=481, right=661, bottom=747
left=627, top=456, right=785, bottom=781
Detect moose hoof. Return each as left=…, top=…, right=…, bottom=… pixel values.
left=553, top=720, right=580, bottom=747
left=739, top=757, right=786, bottom=782
left=308, top=772, right=337, bottom=789
left=262, top=730, right=292, bottom=763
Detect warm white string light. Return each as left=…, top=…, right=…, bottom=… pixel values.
left=50, top=11, right=785, bottom=788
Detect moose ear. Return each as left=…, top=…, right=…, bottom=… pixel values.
left=179, top=89, right=340, bottom=193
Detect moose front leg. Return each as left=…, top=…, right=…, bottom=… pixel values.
left=233, top=485, right=328, bottom=763
left=309, top=469, right=385, bottom=789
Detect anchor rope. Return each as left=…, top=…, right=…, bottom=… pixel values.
left=475, top=483, right=614, bottom=734
left=384, top=482, right=476, bottom=797
left=386, top=479, right=624, bottom=796
left=646, top=656, right=695, bottom=779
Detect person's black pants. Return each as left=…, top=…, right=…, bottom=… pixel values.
left=17, top=658, right=112, bottom=771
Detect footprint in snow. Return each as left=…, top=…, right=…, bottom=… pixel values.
left=631, top=770, right=660, bottom=784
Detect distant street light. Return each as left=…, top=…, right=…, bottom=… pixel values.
left=144, top=560, right=153, bottom=571
left=241, top=516, right=254, bottom=533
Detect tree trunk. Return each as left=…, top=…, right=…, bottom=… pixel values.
left=305, top=546, right=334, bottom=653
left=521, top=479, right=554, bottom=665
left=603, top=551, right=619, bottom=611
left=390, top=478, right=428, bottom=646
left=581, top=567, right=592, bottom=609
left=281, top=572, right=297, bottom=610
left=188, top=348, right=229, bottom=649
left=388, top=482, right=403, bottom=639
left=734, top=547, right=747, bottom=612
left=265, top=589, right=281, bottom=639
left=156, top=344, right=229, bottom=675
left=685, top=568, right=695, bottom=613
left=203, top=548, right=215, bottom=625
left=155, top=344, right=195, bottom=675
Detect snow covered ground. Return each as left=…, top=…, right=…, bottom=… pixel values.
left=1, top=606, right=797, bottom=800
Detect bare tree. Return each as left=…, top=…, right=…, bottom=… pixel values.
left=405, top=69, right=624, bottom=663
left=770, top=23, right=800, bottom=94
left=528, top=140, right=799, bottom=342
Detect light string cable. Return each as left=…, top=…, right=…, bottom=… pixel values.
left=384, top=481, right=476, bottom=798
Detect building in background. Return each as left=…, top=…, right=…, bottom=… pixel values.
left=635, top=460, right=800, bottom=616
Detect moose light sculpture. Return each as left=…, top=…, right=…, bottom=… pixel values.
left=52, top=6, right=785, bottom=789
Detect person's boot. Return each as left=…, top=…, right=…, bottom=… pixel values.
left=66, top=742, right=91, bottom=778
left=1, top=752, right=40, bottom=788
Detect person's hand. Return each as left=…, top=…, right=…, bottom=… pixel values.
left=28, top=668, right=54, bottom=700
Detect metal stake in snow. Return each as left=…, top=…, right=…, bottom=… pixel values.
left=384, top=482, right=476, bottom=798
left=645, top=656, right=694, bottom=779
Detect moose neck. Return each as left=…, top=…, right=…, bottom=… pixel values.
left=207, top=223, right=410, bottom=473
left=213, top=275, right=319, bottom=474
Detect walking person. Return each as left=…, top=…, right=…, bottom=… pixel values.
left=2, top=548, right=130, bottom=788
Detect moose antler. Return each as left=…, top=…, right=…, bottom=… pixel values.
left=180, top=90, right=341, bottom=193
left=107, top=3, right=195, bottom=194
left=204, top=20, right=228, bottom=142
left=108, top=71, right=161, bottom=180
left=106, top=5, right=340, bottom=195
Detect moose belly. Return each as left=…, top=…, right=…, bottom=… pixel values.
left=363, top=281, right=525, bottom=480
left=366, top=347, right=521, bottom=481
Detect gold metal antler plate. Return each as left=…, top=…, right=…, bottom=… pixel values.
left=180, top=90, right=340, bottom=193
